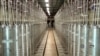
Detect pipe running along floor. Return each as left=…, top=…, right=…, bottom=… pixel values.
left=44, top=29, right=58, bottom=56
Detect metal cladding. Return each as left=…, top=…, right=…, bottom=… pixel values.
left=0, top=0, right=100, bottom=56
left=38, top=0, right=64, bottom=16
left=55, top=0, right=100, bottom=56
left=0, top=0, right=47, bottom=56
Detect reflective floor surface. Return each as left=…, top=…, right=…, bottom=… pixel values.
left=44, top=29, right=58, bottom=56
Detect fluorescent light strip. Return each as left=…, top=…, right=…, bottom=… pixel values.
left=46, top=4, right=49, bottom=7
left=47, top=11, right=50, bottom=15
left=45, top=0, right=49, bottom=2
left=84, top=25, right=87, bottom=56
left=15, top=25, right=19, bottom=56
left=93, top=26, right=97, bottom=56
left=47, top=8, right=49, bottom=11
left=46, top=8, right=50, bottom=15
left=22, top=24, right=25, bottom=56
left=47, top=10, right=50, bottom=13
left=2, top=26, right=12, bottom=56
left=6, top=26, right=10, bottom=56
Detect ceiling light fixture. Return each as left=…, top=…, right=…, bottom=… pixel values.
left=46, top=8, right=50, bottom=15
left=47, top=8, right=49, bottom=11
left=45, top=0, right=49, bottom=2
left=48, top=11, right=50, bottom=15
left=47, top=10, right=50, bottom=13
left=46, top=4, right=49, bottom=7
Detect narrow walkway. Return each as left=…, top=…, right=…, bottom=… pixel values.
left=44, top=29, right=58, bottom=56
left=35, top=29, right=66, bottom=56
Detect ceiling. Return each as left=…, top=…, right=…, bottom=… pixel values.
left=38, top=0, right=64, bottom=17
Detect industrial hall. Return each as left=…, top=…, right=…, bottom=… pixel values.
left=0, top=0, right=100, bottom=56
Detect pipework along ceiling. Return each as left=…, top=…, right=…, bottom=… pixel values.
left=38, top=0, right=64, bottom=17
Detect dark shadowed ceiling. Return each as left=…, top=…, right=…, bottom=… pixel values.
left=38, top=0, right=64, bottom=17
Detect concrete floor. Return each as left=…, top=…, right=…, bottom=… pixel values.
left=44, top=29, right=58, bottom=56
left=35, top=29, right=67, bottom=56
